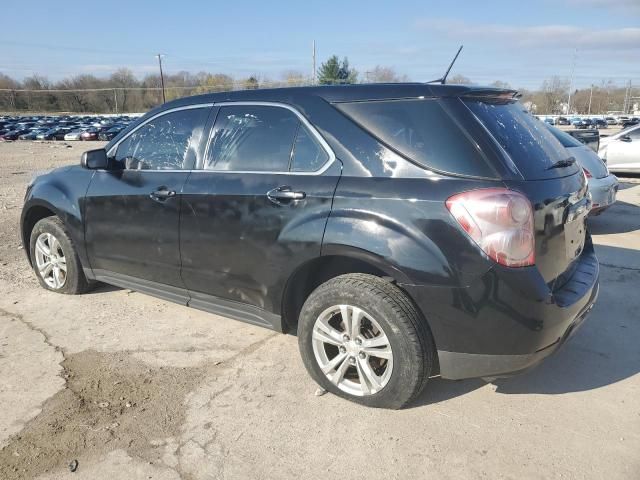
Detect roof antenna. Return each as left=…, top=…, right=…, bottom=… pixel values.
left=427, top=45, right=463, bottom=84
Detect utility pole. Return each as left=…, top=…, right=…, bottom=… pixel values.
left=312, top=40, right=316, bottom=85
left=588, top=84, right=593, bottom=115
left=567, top=48, right=577, bottom=115
left=113, top=89, right=118, bottom=114
left=156, top=54, right=166, bottom=103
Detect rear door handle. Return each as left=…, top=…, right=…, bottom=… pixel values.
left=267, top=186, right=306, bottom=203
left=150, top=187, right=176, bottom=202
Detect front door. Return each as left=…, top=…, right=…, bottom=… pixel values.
left=85, top=106, right=210, bottom=289
left=180, top=103, right=341, bottom=317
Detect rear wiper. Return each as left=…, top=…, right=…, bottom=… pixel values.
left=547, top=157, right=576, bottom=170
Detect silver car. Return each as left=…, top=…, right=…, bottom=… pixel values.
left=547, top=125, right=619, bottom=214
left=599, top=125, right=640, bottom=173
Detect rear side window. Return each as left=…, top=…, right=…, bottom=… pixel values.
left=291, top=126, right=329, bottom=172
left=464, top=100, right=578, bottom=179
left=206, top=105, right=299, bottom=172
left=335, top=98, right=495, bottom=177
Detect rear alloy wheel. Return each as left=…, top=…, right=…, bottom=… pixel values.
left=312, top=304, right=393, bottom=396
left=298, top=273, right=435, bottom=409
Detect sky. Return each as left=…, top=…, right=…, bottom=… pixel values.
left=1, top=0, right=639, bottom=90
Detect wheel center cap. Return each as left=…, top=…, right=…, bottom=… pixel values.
left=345, top=341, right=360, bottom=356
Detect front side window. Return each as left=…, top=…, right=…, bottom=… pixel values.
left=206, top=105, right=299, bottom=172
left=115, top=108, right=207, bottom=170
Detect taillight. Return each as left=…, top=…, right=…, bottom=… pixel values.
left=446, top=188, right=535, bottom=267
left=583, top=167, right=592, bottom=178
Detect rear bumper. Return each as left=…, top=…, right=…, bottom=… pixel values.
left=588, top=174, right=618, bottom=213
left=437, top=281, right=598, bottom=379
left=402, top=238, right=600, bottom=380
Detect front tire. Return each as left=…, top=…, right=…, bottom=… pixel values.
left=298, top=274, right=435, bottom=409
left=29, top=216, right=91, bottom=295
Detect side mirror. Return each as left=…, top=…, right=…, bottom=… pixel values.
left=81, top=148, right=108, bottom=169
left=620, top=135, right=632, bottom=143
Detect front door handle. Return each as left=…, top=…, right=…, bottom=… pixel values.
left=150, top=187, right=176, bottom=202
left=267, top=186, right=306, bottom=204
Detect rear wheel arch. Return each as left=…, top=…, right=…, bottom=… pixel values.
left=280, top=251, right=424, bottom=335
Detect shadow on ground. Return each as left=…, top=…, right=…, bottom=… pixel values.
left=588, top=200, right=640, bottom=235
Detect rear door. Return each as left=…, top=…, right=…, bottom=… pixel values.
left=85, top=105, right=210, bottom=289
left=180, top=103, right=341, bottom=319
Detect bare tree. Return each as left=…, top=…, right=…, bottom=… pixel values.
left=448, top=74, right=472, bottom=85
left=540, top=76, right=570, bottom=114
left=490, top=80, right=511, bottom=89
left=366, top=66, right=409, bottom=83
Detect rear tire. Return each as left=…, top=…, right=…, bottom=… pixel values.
left=29, top=216, right=91, bottom=295
left=297, top=273, right=434, bottom=409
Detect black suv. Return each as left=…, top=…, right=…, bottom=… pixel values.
left=21, top=84, right=599, bottom=408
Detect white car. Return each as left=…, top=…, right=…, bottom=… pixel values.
left=599, top=125, right=640, bottom=173
left=64, top=130, right=84, bottom=141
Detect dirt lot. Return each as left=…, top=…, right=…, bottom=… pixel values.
left=0, top=140, right=639, bottom=480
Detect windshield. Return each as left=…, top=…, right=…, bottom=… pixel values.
left=464, top=100, right=579, bottom=179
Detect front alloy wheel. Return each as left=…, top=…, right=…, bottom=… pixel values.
left=34, top=232, right=67, bottom=289
left=312, top=305, right=393, bottom=396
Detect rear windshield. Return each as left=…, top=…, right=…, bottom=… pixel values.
left=335, top=99, right=496, bottom=178
left=464, top=100, right=579, bottom=179
left=545, top=124, right=583, bottom=148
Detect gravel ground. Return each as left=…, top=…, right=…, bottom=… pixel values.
left=0, top=140, right=639, bottom=480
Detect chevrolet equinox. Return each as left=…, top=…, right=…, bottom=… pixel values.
left=21, top=84, right=599, bottom=408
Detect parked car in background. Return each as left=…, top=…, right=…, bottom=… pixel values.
left=98, top=126, right=125, bottom=141
left=80, top=128, right=100, bottom=141
left=64, top=130, right=85, bottom=141
left=546, top=125, right=618, bottom=214
left=621, top=117, right=639, bottom=129
left=592, top=118, right=607, bottom=129
left=605, top=117, right=617, bottom=125
left=21, top=84, right=599, bottom=408
left=544, top=117, right=555, bottom=125
left=0, top=114, right=135, bottom=141
left=0, top=128, right=30, bottom=140
left=599, top=124, right=640, bottom=173
left=566, top=129, right=600, bottom=152
left=556, top=116, right=570, bottom=125
left=617, top=116, right=629, bottom=125
left=571, top=117, right=586, bottom=129
left=19, top=129, right=47, bottom=140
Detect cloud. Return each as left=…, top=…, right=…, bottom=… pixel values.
left=414, top=19, right=640, bottom=51
left=563, top=0, right=640, bottom=13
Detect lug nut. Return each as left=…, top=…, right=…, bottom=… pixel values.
left=349, top=357, right=356, bottom=365
left=359, top=352, right=366, bottom=359
left=342, top=334, right=350, bottom=342
left=339, top=346, right=346, bottom=354
left=355, top=338, right=362, bottom=346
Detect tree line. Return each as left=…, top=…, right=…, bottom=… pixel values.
left=0, top=55, right=634, bottom=114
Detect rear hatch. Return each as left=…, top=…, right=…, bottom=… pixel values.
left=463, top=97, right=590, bottom=285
